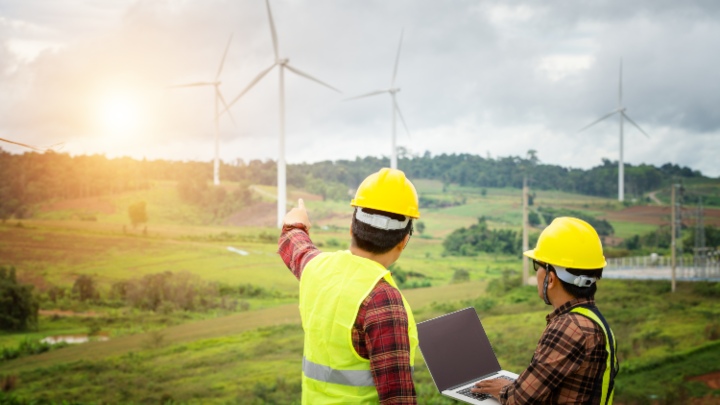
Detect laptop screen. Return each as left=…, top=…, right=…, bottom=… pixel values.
left=417, top=307, right=502, bottom=392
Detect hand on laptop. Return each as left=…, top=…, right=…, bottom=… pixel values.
left=472, top=378, right=512, bottom=398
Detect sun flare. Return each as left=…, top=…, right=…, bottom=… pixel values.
left=98, top=93, right=142, bottom=136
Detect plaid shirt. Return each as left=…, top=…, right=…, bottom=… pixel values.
left=500, top=297, right=611, bottom=404
left=278, top=224, right=417, bottom=404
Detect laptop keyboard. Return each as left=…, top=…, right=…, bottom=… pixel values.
left=457, top=375, right=515, bottom=401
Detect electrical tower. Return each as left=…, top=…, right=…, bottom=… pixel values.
left=671, top=183, right=684, bottom=292
left=693, top=198, right=709, bottom=273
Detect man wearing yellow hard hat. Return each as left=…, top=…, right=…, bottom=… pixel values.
left=474, top=217, right=619, bottom=404
left=278, top=168, right=420, bottom=404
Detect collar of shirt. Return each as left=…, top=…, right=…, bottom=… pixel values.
left=545, top=297, right=596, bottom=324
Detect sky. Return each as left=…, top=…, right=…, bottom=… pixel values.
left=1, top=0, right=719, bottom=177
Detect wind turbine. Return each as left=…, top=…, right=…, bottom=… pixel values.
left=222, top=0, right=341, bottom=227
left=344, top=29, right=410, bottom=170
left=579, top=59, right=649, bottom=202
left=168, top=34, right=236, bottom=186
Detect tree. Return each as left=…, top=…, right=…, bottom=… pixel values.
left=416, top=221, right=426, bottom=235
left=128, top=201, right=148, bottom=228
left=0, top=266, right=39, bottom=331
left=72, top=275, right=98, bottom=302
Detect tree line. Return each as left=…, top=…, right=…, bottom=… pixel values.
left=0, top=147, right=708, bottom=221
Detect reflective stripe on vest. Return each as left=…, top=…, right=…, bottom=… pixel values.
left=303, top=356, right=374, bottom=387
left=571, top=306, right=619, bottom=405
left=303, top=356, right=415, bottom=387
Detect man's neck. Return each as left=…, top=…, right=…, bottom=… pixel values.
left=549, top=290, right=575, bottom=310
left=349, top=245, right=396, bottom=269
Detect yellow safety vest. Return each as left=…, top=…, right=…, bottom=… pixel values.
left=570, top=305, right=619, bottom=405
left=298, top=250, right=418, bottom=404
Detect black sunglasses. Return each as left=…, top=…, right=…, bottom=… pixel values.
left=533, top=260, right=546, bottom=272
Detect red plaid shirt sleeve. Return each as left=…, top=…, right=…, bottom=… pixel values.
left=361, top=281, right=417, bottom=404
left=278, top=224, right=320, bottom=280
left=278, top=224, right=417, bottom=404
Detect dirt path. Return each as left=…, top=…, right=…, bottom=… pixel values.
left=39, top=310, right=100, bottom=318
left=647, top=191, right=663, bottom=206
left=249, top=185, right=277, bottom=201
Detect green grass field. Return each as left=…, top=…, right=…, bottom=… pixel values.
left=2, top=180, right=719, bottom=404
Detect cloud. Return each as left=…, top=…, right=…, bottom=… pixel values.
left=1, top=0, right=719, bottom=177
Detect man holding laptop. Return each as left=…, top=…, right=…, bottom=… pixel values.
left=473, top=217, right=619, bottom=404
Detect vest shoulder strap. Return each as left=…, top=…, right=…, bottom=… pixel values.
left=570, top=305, right=619, bottom=405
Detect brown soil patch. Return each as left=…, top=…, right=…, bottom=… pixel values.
left=224, top=202, right=276, bottom=227
left=289, top=190, right=323, bottom=202
left=603, top=205, right=720, bottom=227
left=0, top=225, right=156, bottom=271
left=40, top=197, right=115, bottom=215
left=688, top=371, right=720, bottom=390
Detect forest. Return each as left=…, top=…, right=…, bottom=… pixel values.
left=0, top=148, right=709, bottom=222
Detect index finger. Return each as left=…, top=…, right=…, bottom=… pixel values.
left=297, top=198, right=305, bottom=209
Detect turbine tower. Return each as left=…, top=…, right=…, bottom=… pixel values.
left=169, top=34, right=236, bottom=186
left=344, top=29, right=410, bottom=170
left=579, top=59, right=649, bottom=202
left=223, top=0, right=341, bottom=227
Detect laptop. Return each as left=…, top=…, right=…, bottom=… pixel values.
left=417, top=307, right=519, bottom=405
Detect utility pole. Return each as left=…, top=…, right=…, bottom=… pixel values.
left=671, top=184, right=676, bottom=293
left=522, top=175, right=529, bottom=285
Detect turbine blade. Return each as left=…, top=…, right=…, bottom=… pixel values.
left=167, top=82, right=215, bottom=88
left=392, top=28, right=404, bottom=86
left=342, top=89, right=389, bottom=101
left=216, top=33, right=234, bottom=80
left=619, top=58, right=623, bottom=107
left=578, top=110, right=618, bottom=133
left=622, top=112, right=650, bottom=138
left=0, top=137, right=45, bottom=152
left=394, top=98, right=411, bottom=139
left=216, top=89, right=237, bottom=127
left=285, top=64, right=341, bottom=93
left=223, top=63, right=276, bottom=113
left=266, top=0, right=279, bottom=60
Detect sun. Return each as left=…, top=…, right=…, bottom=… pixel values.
left=98, top=93, right=142, bottom=136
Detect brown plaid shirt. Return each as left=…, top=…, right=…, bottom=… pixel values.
left=499, top=297, right=613, bottom=404
left=278, top=224, right=417, bottom=404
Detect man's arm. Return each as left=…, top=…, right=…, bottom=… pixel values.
left=278, top=198, right=320, bottom=280
left=496, top=317, right=587, bottom=404
left=364, top=282, right=417, bottom=405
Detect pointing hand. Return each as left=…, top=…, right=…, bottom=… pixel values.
left=282, top=198, right=311, bottom=229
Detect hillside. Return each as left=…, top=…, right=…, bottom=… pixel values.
left=1, top=172, right=719, bottom=403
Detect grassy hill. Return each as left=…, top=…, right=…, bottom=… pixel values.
left=1, top=179, right=719, bottom=404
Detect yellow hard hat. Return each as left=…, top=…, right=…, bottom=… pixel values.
left=524, top=217, right=606, bottom=269
left=350, top=168, right=420, bottom=219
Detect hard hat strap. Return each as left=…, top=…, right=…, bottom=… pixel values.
left=553, top=265, right=597, bottom=288
left=542, top=270, right=552, bottom=306
left=356, top=208, right=410, bottom=230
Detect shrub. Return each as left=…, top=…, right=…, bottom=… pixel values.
left=451, top=268, right=470, bottom=283
left=0, top=266, right=39, bottom=331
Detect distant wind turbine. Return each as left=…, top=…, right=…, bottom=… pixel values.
left=344, top=29, right=410, bottom=170
left=222, top=0, right=341, bottom=228
left=169, top=34, right=237, bottom=186
left=579, top=59, right=649, bottom=202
